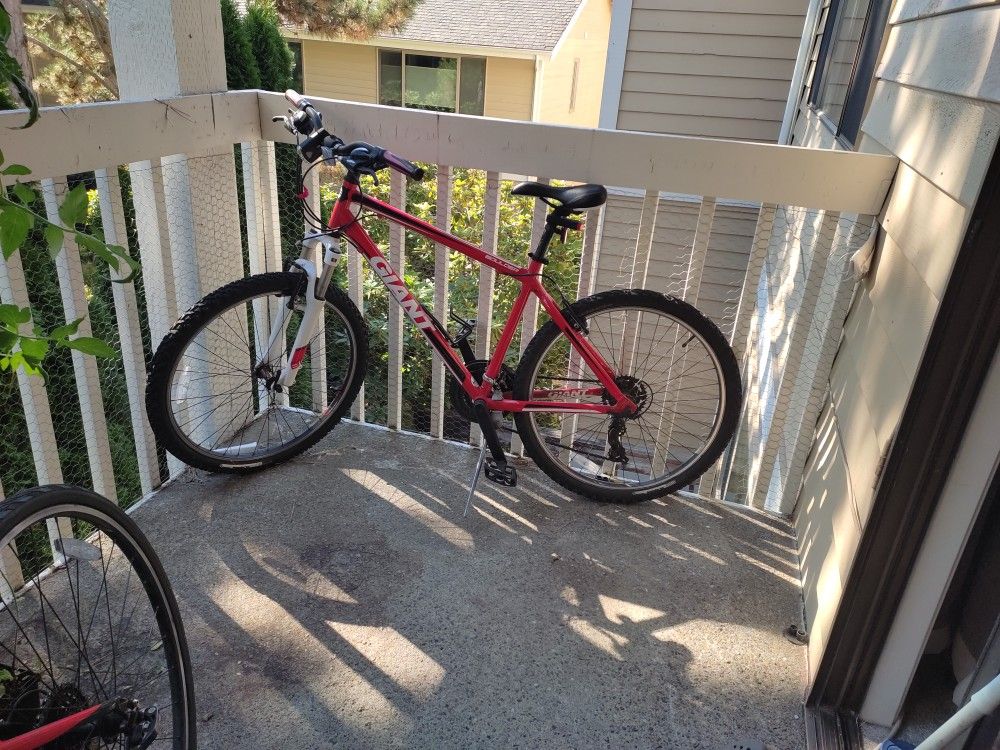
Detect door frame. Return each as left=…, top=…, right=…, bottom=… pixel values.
left=805, top=141, right=1000, bottom=744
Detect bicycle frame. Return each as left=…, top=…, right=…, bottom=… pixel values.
left=274, top=176, right=636, bottom=416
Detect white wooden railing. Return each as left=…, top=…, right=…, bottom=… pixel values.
left=0, top=90, right=897, bottom=515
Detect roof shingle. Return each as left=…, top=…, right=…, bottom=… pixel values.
left=381, top=0, right=584, bottom=52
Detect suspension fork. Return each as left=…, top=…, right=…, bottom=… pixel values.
left=269, top=235, right=341, bottom=389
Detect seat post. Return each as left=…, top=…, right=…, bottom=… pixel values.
left=528, top=215, right=560, bottom=264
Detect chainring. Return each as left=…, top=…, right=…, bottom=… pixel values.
left=448, top=360, right=515, bottom=421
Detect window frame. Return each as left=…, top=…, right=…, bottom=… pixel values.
left=808, top=0, right=891, bottom=146
left=377, top=49, right=486, bottom=115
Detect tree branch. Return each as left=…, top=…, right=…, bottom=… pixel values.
left=26, top=33, right=118, bottom=98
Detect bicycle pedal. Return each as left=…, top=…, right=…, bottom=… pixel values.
left=484, top=459, right=517, bottom=487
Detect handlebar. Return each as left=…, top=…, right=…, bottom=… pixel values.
left=281, top=89, right=423, bottom=181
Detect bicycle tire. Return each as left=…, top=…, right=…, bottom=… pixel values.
left=513, top=288, right=742, bottom=503
left=146, top=272, right=368, bottom=473
left=0, top=484, right=196, bottom=748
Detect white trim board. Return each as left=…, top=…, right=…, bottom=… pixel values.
left=598, top=0, right=632, bottom=130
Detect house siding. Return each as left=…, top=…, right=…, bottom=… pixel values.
left=616, top=0, right=809, bottom=141
left=299, top=40, right=536, bottom=121
left=539, top=0, right=612, bottom=126
left=301, top=40, right=378, bottom=103
left=789, top=0, right=1000, bottom=717
left=483, top=57, right=535, bottom=120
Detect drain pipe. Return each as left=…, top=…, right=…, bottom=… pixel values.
left=880, top=673, right=1000, bottom=749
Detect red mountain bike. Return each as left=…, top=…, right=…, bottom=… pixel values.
left=146, top=90, right=741, bottom=505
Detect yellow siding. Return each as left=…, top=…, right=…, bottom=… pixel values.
left=483, top=57, right=535, bottom=120
left=300, top=39, right=378, bottom=103
left=540, top=0, right=612, bottom=126
left=792, top=0, right=1000, bottom=701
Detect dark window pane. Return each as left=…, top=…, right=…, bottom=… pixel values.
left=404, top=55, right=457, bottom=112
left=289, top=41, right=304, bottom=93
left=379, top=50, right=403, bottom=107
left=816, top=0, right=869, bottom=124
left=459, top=57, right=486, bottom=116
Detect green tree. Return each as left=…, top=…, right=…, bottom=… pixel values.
left=276, top=0, right=420, bottom=37
left=221, top=0, right=260, bottom=90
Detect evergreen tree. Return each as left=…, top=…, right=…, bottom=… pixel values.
left=277, top=0, right=419, bottom=37
left=221, top=0, right=260, bottom=90
left=244, top=1, right=293, bottom=92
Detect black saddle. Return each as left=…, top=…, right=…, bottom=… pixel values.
left=511, top=182, right=607, bottom=211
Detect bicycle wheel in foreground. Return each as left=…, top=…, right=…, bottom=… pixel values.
left=0, top=484, right=195, bottom=748
left=146, top=271, right=368, bottom=473
left=514, top=289, right=742, bottom=503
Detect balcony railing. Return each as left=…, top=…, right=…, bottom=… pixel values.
left=0, top=90, right=897, bottom=516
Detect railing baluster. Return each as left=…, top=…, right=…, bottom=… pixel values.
left=0, top=222, right=72, bottom=556
left=300, top=165, right=327, bottom=414
left=471, top=171, right=502, bottom=446
left=650, top=196, right=716, bottom=480
left=731, top=203, right=777, bottom=363
left=128, top=159, right=178, bottom=349
left=749, top=210, right=841, bottom=511
left=559, top=204, right=605, bottom=452
left=347, top=237, right=366, bottom=423
left=0, top=480, right=24, bottom=604
left=96, top=167, right=161, bottom=495
left=387, top=170, right=406, bottom=430
left=42, top=179, right=118, bottom=501
left=430, top=165, right=453, bottom=439
left=511, top=178, right=549, bottom=457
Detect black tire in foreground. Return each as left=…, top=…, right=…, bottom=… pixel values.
left=146, top=271, right=368, bottom=473
left=513, top=288, right=742, bottom=503
left=0, top=484, right=196, bottom=748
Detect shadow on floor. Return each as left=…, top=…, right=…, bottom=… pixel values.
left=134, top=421, right=807, bottom=750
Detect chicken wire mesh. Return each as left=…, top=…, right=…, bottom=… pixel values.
left=0, top=139, right=873, bottom=517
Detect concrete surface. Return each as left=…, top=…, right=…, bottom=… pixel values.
left=133, top=422, right=807, bottom=749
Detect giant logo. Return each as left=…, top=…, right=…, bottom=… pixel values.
left=368, top=257, right=434, bottom=330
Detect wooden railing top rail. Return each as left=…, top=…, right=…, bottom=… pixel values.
left=1, top=89, right=897, bottom=214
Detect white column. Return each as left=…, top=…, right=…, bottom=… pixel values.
left=429, top=166, right=452, bottom=439
left=471, top=171, right=502, bottom=446
left=42, top=179, right=118, bottom=502
left=96, top=167, right=162, bottom=495
left=387, top=171, right=406, bottom=430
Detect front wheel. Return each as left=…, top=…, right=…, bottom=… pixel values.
left=146, top=271, right=368, bottom=473
left=513, top=289, right=741, bottom=503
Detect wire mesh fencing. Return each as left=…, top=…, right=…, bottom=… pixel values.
left=0, top=135, right=876, bottom=517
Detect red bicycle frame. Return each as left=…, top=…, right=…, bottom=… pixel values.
left=329, top=178, right=636, bottom=415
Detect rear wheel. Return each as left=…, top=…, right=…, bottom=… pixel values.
left=146, top=271, right=368, bottom=473
left=513, top=289, right=741, bottom=503
left=0, top=484, right=195, bottom=748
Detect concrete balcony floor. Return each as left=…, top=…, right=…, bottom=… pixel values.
left=133, top=421, right=807, bottom=749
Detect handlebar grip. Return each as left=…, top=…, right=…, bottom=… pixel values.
left=285, top=89, right=306, bottom=108
left=383, top=150, right=425, bottom=181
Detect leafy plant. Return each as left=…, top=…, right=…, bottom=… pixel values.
left=0, top=4, right=134, bottom=377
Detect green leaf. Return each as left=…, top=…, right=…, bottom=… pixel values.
left=43, top=224, right=64, bottom=258
left=18, top=336, right=47, bottom=360
left=0, top=205, right=33, bottom=259
left=1, top=164, right=30, bottom=176
left=64, top=336, right=117, bottom=358
left=50, top=317, right=84, bottom=340
left=12, top=182, right=35, bottom=205
left=0, top=303, right=30, bottom=327
left=57, top=184, right=89, bottom=228
left=0, top=330, right=17, bottom=353
left=77, top=233, right=120, bottom=271
left=0, top=10, right=10, bottom=44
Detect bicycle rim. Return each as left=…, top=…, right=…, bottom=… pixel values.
left=523, top=304, right=727, bottom=492
left=0, top=504, right=191, bottom=747
left=166, top=286, right=359, bottom=466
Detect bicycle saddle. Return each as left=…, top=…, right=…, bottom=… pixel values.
left=511, top=182, right=607, bottom=211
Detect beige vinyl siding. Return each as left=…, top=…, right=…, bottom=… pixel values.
left=301, top=40, right=378, bottom=103
left=540, top=0, right=611, bottom=126
left=483, top=57, right=535, bottom=120
left=792, top=0, right=1000, bottom=690
left=616, top=0, right=808, bottom=141
left=594, top=192, right=754, bottom=331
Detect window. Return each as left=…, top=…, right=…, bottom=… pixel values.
left=378, top=50, right=486, bottom=115
left=809, top=0, right=891, bottom=145
left=288, top=41, right=304, bottom=93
